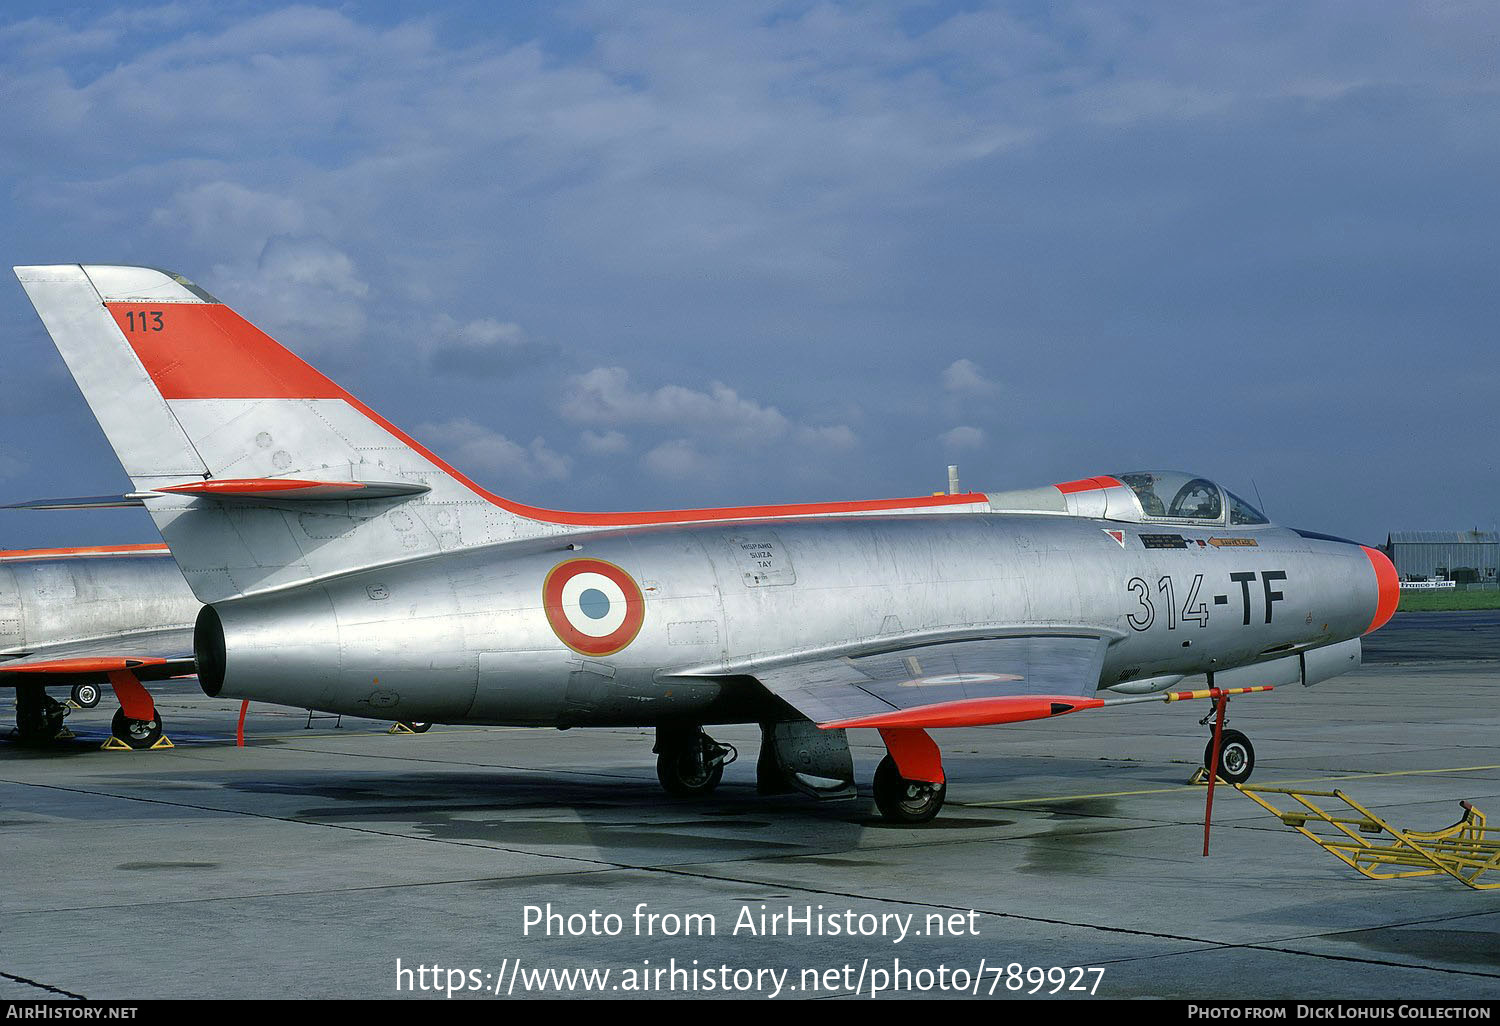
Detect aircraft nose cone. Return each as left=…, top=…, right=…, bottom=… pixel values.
left=1360, top=545, right=1399, bottom=634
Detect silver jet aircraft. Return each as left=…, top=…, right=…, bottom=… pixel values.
left=0, top=542, right=197, bottom=747
left=11, top=264, right=1399, bottom=821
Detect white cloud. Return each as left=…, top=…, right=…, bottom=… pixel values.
left=561, top=366, right=789, bottom=439
left=203, top=235, right=369, bottom=353
left=579, top=429, right=630, bottom=454
left=414, top=418, right=570, bottom=481
left=642, top=439, right=713, bottom=480
left=940, top=426, right=986, bottom=450
left=942, top=358, right=998, bottom=395
left=423, top=315, right=552, bottom=377
left=152, top=181, right=310, bottom=257
left=796, top=424, right=858, bottom=451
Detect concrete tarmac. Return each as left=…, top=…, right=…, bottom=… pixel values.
left=2, top=612, right=1497, bottom=1000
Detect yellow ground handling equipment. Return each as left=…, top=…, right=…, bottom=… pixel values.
left=1234, top=784, right=1500, bottom=890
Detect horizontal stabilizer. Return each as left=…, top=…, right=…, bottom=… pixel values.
left=3, top=494, right=147, bottom=510
left=155, top=478, right=431, bottom=501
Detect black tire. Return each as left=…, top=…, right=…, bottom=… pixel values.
left=1204, top=729, right=1254, bottom=784
left=400, top=721, right=432, bottom=734
left=111, top=707, right=164, bottom=750
left=71, top=683, right=101, bottom=709
left=872, top=754, right=947, bottom=824
left=656, top=745, right=725, bottom=797
left=15, top=688, right=67, bottom=745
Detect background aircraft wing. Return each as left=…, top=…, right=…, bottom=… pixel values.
left=0, top=628, right=196, bottom=682
left=754, top=633, right=1111, bottom=728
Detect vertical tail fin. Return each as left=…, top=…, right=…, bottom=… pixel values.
left=14, top=264, right=558, bottom=601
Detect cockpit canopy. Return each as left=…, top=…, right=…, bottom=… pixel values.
left=985, top=471, right=1272, bottom=526
left=1113, top=471, right=1269, bottom=526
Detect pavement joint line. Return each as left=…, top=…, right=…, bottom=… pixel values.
left=966, top=764, right=1500, bottom=807
left=1235, top=905, right=1500, bottom=954
left=0, top=969, right=86, bottom=1000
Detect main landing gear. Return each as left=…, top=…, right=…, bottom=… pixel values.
left=654, top=726, right=737, bottom=797
left=109, top=706, right=165, bottom=750
left=11, top=672, right=168, bottom=750
left=14, top=684, right=69, bottom=745
left=872, top=727, right=947, bottom=824
left=650, top=723, right=947, bottom=823
left=1200, top=696, right=1256, bottom=785
left=873, top=753, right=947, bottom=824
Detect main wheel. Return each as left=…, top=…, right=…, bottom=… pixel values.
left=15, top=687, right=67, bottom=745
left=111, top=708, right=164, bottom=750
left=1204, top=728, right=1255, bottom=784
left=872, top=754, right=947, bottom=824
left=400, top=721, right=432, bottom=733
left=71, top=683, right=101, bottom=709
left=656, top=738, right=726, bottom=797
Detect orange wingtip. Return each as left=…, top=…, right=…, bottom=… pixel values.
left=821, top=695, right=1105, bottom=729
left=2, top=657, right=168, bottom=675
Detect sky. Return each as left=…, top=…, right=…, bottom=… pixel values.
left=1, top=1, right=1496, bottom=549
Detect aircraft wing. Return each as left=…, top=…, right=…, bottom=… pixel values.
left=0, top=628, right=195, bottom=682
left=754, top=633, right=1112, bottom=729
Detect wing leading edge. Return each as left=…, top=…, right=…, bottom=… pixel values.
left=754, top=634, right=1111, bottom=729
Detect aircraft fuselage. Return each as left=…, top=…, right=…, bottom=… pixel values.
left=196, top=512, right=1383, bottom=727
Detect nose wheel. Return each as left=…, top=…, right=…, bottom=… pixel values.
left=872, top=754, right=947, bottom=824
left=1204, top=728, right=1255, bottom=784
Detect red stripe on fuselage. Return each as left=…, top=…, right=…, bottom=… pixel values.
left=107, top=302, right=988, bottom=527
left=1055, top=476, right=1122, bottom=494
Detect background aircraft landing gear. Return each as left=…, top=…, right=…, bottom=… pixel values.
left=70, top=683, right=101, bottom=709
left=15, top=684, right=68, bottom=745
left=872, top=754, right=947, bottom=824
left=1204, top=728, right=1255, bottom=784
left=654, top=727, right=736, bottom=797
left=110, top=707, right=164, bottom=750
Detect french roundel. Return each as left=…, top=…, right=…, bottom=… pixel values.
left=542, top=558, right=646, bottom=656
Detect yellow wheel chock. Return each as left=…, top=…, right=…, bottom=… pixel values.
left=1235, top=784, right=1500, bottom=889
left=100, top=734, right=174, bottom=751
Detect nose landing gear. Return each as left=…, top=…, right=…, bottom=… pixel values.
left=1199, top=695, right=1256, bottom=785
left=1204, top=728, right=1255, bottom=784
